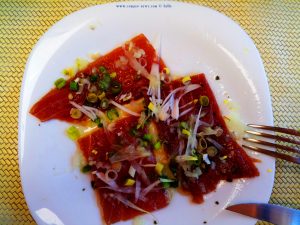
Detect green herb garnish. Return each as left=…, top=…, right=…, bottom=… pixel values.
left=107, top=108, right=119, bottom=121
left=143, top=134, right=153, bottom=142
left=66, top=126, right=81, bottom=140
left=54, top=78, right=66, bottom=89
left=69, top=81, right=79, bottom=91
left=90, top=75, right=98, bottom=82
left=81, top=164, right=92, bottom=173
left=199, top=95, right=209, bottom=106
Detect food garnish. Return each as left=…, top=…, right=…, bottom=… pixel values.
left=30, top=34, right=259, bottom=225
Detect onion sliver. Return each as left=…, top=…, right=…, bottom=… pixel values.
left=109, top=100, right=140, bottom=117
left=110, top=193, right=157, bottom=221
left=105, top=169, right=118, bottom=181
left=70, top=101, right=97, bottom=121
left=141, top=180, right=161, bottom=197
left=96, top=172, right=118, bottom=188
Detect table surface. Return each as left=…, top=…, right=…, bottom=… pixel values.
left=0, top=0, right=299, bottom=224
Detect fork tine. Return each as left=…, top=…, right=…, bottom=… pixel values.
left=245, top=130, right=300, bottom=145
left=243, top=137, right=300, bottom=154
left=242, top=145, right=300, bottom=164
left=247, top=124, right=300, bottom=137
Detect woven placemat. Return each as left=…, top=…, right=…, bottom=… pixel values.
left=0, top=0, right=299, bottom=224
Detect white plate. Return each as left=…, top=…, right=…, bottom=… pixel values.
left=19, top=2, right=274, bottom=225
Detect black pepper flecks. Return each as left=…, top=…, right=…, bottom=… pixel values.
left=82, top=188, right=86, bottom=192
left=215, top=201, right=219, bottom=205
left=203, top=221, right=207, bottom=224
left=91, top=181, right=96, bottom=189
left=154, top=220, right=158, bottom=224
left=226, top=178, right=233, bottom=182
left=215, top=75, right=220, bottom=80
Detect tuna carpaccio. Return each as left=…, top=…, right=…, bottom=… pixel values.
left=30, top=34, right=259, bottom=225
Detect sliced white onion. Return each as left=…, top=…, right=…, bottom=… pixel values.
left=206, top=137, right=224, bottom=151
left=105, top=169, right=118, bottom=181
left=96, top=161, right=111, bottom=170
left=171, top=85, right=201, bottom=120
left=211, top=161, right=216, bottom=170
left=133, top=48, right=146, bottom=58
left=132, top=162, right=151, bottom=186
left=109, top=100, right=140, bottom=117
left=198, top=126, right=223, bottom=137
left=178, top=107, right=193, bottom=118
left=115, top=56, right=129, bottom=69
left=76, top=78, right=91, bottom=94
left=69, top=101, right=97, bottom=121
left=95, top=172, right=118, bottom=188
left=184, top=167, right=202, bottom=178
left=138, top=57, right=148, bottom=67
left=119, top=92, right=132, bottom=102
left=128, top=165, right=136, bottom=178
left=141, top=180, right=161, bottom=197
left=109, top=145, right=151, bottom=163
left=97, top=186, right=135, bottom=194
left=141, top=164, right=156, bottom=167
left=185, top=106, right=202, bottom=156
left=180, top=100, right=195, bottom=110
left=123, top=48, right=151, bottom=80
left=202, top=154, right=211, bottom=165
left=191, top=106, right=203, bottom=149
left=178, top=140, right=185, bottom=155
left=135, top=179, right=142, bottom=202
left=110, top=193, right=157, bottom=221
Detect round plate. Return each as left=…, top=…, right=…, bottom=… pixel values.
left=19, top=2, right=274, bottom=225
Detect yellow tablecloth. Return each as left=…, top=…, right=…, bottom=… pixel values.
left=0, top=0, right=299, bottom=224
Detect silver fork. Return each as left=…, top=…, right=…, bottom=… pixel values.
left=242, top=124, right=300, bottom=164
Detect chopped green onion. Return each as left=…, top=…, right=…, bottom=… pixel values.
left=110, top=72, right=117, bottom=78
left=98, top=92, right=106, bottom=100
left=99, top=79, right=110, bottom=91
left=182, top=129, right=191, bottom=136
left=179, top=121, right=188, bottom=130
left=93, top=117, right=103, bottom=128
left=191, top=149, right=197, bottom=155
left=81, top=164, right=92, bottom=173
left=87, top=93, right=98, bottom=103
left=160, top=176, right=178, bottom=188
left=143, top=134, right=153, bottom=141
left=129, top=127, right=138, bottom=136
left=66, top=126, right=81, bottom=140
left=107, top=108, right=119, bottom=121
left=141, top=141, right=148, bottom=147
left=162, top=182, right=170, bottom=188
left=197, top=137, right=207, bottom=151
left=70, top=108, right=82, bottom=119
left=207, top=146, right=218, bottom=157
left=124, top=178, right=135, bottom=186
left=199, top=95, right=210, bottom=106
left=99, top=66, right=107, bottom=74
left=100, top=98, right=109, bottom=110
left=154, top=141, right=161, bottom=150
left=90, top=75, right=98, bottom=82
left=54, top=78, right=66, bottom=89
left=69, top=81, right=79, bottom=91
left=110, top=81, right=122, bottom=95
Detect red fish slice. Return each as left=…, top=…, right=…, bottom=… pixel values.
left=30, top=34, right=165, bottom=124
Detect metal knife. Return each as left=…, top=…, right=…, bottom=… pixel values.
left=226, top=203, right=300, bottom=225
